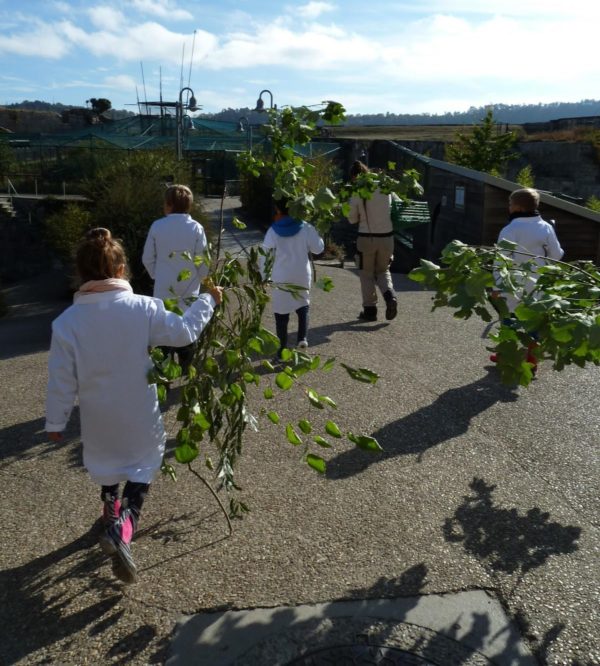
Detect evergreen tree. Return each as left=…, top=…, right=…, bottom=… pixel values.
left=445, top=109, right=518, bottom=176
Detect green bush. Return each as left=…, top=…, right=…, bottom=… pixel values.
left=83, top=149, right=190, bottom=292
left=44, top=203, right=92, bottom=265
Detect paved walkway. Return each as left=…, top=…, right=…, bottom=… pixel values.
left=0, top=197, right=598, bottom=665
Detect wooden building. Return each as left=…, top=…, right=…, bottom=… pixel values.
left=369, top=140, right=600, bottom=264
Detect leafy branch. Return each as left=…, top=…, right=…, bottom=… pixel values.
left=409, top=240, right=600, bottom=386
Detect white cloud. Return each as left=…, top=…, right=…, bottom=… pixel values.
left=0, top=22, right=71, bottom=58
left=204, top=22, right=375, bottom=70
left=294, top=2, right=336, bottom=20
left=103, top=74, right=138, bottom=91
left=88, top=7, right=126, bottom=32
left=129, top=0, right=193, bottom=21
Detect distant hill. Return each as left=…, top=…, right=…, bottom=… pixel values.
left=204, top=100, right=600, bottom=126
left=5, top=98, right=600, bottom=127
left=344, top=100, right=600, bottom=125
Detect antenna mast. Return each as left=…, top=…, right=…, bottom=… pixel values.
left=140, top=62, right=148, bottom=114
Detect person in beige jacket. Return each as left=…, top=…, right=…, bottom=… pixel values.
left=348, top=161, right=398, bottom=322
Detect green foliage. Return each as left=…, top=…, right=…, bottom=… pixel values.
left=585, top=195, right=600, bottom=212
left=516, top=165, right=535, bottom=188
left=409, top=240, right=600, bottom=386
left=82, top=149, right=191, bottom=291
left=87, top=97, right=111, bottom=115
left=0, top=141, right=14, bottom=178
left=43, top=203, right=92, bottom=264
left=152, top=246, right=382, bottom=516
left=445, top=109, right=518, bottom=176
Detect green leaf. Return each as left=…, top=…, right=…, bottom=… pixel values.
left=232, top=216, right=247, bottom=229
left=340, top=363, right=379, bottom=384
left=157, top=384, right=167, bottom=402
left=262, top=359, right=276, bottom=371
left=307, top=388, right=324, bottom=408
left=264, top=387, right=274, bottom=399
left=325, top=420, right=342, bottom=438
left=306, top=453, right=326, bottom=474
left=286, top=424, right=303, bottom=445
left=316, top=276, right=335, bottom=292
left=229, top=382, right=244, bottom=401
left=347, top=432, right=383, bottom=452
left=193, top=412, right=211, bottom=430
left=319, top=395, right=337, bottom=409
left=313, top=435, right=332, bottom=448
left=177, top=269, right=192, bottom=282
left=322, top=357, right=336, bottom=371
left=298, top=419, right=312, bottom=434
left=174, top=442, right=198, bottom=464
left=276, top=372, right=294, bottom=390
left=267, top=411, right=280, bottom=424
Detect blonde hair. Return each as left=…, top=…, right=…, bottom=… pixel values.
left=76, top=227, right=129, bottom=283
left=509, top=188, right=539, bottom=212
left=165, top=184, right=193, bottom=214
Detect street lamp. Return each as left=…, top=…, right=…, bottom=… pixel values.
left=237, top=116, right=253, bottom=151
left=255, top=89, right=276, bottom=112
left=177, top=86, right=199, bottom=160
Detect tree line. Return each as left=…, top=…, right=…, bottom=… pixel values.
left=5, top=99, right=600, bottom=126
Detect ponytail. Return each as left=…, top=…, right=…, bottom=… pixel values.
left=76, top=227, right=129, bottom=283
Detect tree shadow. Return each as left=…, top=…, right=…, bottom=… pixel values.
left=167, top=561, right=542, bottom=665
left=0, top=505, right=227, bottom=665
left=443, top=477, right=582, bottom=576
left=327, top=368, right=518, bottom=480
left=0, top=408, right=82, bottom=469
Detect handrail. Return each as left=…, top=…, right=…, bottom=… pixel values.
left=6, top=178, right=18, bottom=197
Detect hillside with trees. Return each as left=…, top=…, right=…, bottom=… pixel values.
left=5, top=99, right=600, bottom=126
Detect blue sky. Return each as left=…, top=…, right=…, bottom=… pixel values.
left=0, top=0, right=596, bottom=115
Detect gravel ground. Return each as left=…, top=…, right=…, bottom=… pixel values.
left=0, top=198, right=598, bottom=665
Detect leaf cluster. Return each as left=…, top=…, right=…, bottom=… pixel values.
left=409, top=240, right=600, bottom=386
left=151, top=245, right=382, bottom=517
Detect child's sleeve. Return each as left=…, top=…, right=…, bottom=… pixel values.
left=194, top=225, right=210, bottom=282
left=45, top=327, right=78, bottom=433
left=149, top=294, right=216, bottom=348
left=308, top=225, right=325, bottom=255
left=142, top=226, right=157, bottom=279
left=545, top=227, right=564, bottom=261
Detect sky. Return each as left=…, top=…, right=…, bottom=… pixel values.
left=0, top=0, right=597, bottom=116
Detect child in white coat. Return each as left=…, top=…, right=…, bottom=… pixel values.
left=263, top=199, right=324, bottom=353
left=46, top=228, right=222, bottom=583
left=142, top=184, right=210, bottom=371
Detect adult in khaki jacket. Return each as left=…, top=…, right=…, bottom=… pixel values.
left=348, top=161, right=398, bottom=321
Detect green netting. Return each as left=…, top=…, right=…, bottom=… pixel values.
left=0, top=116, right=339, bottom=157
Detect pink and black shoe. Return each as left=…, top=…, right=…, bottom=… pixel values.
left=99, top=507, right=138, bottom=584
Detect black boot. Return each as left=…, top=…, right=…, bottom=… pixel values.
left=358, top=305, right=377, bottom=322
left=383, top=290, right=398, bottom=321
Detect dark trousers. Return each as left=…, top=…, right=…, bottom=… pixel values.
left=275, top=305, right=309, bottom=352
left=101, top=482, right=150, bottom=519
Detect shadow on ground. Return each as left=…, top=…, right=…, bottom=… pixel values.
left=0, top=507, right=229, bottom=665
left=0, top=409, right=82, bottom=469
left=327, top=367, right=518, bottom=480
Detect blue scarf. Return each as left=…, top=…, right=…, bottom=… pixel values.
left=272, top=215, right=304, bottom=237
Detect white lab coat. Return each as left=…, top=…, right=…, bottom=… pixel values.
left=45, top=289, right=215, bottom=485
left=496, top=214, right=564, bottom=311
left=142, top=213, right=209, bottom=307
left=263, top=222, right=324, bottom=314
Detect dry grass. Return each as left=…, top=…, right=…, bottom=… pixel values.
left=327, top=124, right=522, bottom=142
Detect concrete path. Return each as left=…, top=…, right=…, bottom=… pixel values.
left=0, top=197, right=598, bottom=665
